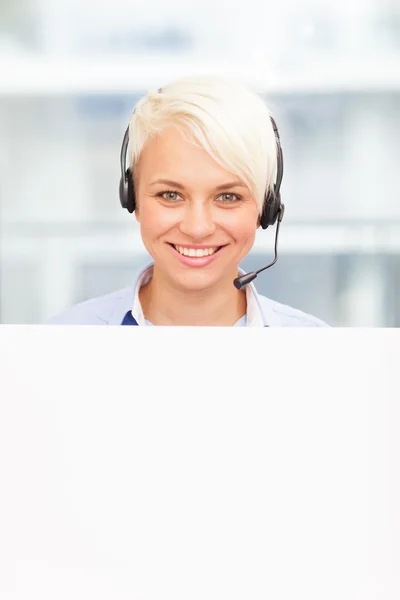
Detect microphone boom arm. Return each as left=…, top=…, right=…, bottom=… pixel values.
left=233, top=204, right=285, bottom=290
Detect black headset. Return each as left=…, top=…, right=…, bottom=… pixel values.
left=119, top=112, right=284, bottom=229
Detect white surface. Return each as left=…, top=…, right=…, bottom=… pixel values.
left=0, top=327, right=399, bottom=599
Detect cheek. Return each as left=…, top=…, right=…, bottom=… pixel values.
left=138, top=200, right=178, bottom=236
left=223, top=208, right=259, bottom=242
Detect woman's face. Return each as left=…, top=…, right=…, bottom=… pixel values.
left=135, top=126, right=260, bottom=292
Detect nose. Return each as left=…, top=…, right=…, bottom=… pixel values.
left=178, top=201, right=216, bottom=240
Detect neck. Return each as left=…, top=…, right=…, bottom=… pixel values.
left=139, top=265, right=247, bottom=326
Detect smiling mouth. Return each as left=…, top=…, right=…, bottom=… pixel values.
left=169, top=244, right=224, bottom=257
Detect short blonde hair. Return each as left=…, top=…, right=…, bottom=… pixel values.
left=128, top=75, right=278, bottom=214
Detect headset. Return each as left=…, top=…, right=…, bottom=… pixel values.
left=119, top=104, right=285, bottom=289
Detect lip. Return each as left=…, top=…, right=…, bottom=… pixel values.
left=169, top=243, right=224, bottom=249
left=167, top=243, right=225, bottom=268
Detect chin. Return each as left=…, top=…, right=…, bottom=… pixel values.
left=168, top=266, right=229, bottom=292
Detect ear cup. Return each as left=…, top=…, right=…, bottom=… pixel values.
left=119, top=167, right=136, bottom=213
left=260, top=188, right=280, bottom=229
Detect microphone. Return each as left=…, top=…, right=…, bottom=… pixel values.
left=233, top=204, right=285, bottom=290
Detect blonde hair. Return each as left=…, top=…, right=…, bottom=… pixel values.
left=128, top=75, right=278, bottom=214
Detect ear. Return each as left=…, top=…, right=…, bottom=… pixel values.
left=256, top=213, right=261, bottom=228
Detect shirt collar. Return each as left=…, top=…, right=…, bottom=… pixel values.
left=130, top=262, right=267, bottom=327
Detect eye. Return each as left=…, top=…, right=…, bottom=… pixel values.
left=157, top=190, right=182, bottom=202
left=217, top=193, right=241, bottom=204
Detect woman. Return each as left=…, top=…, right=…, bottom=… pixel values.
left=49, top=75, right=327, bottom=327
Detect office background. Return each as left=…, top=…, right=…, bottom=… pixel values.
left=0, top=0, right=399, bottom=325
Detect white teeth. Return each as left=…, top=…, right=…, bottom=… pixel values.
left=174, top=246, right=218, bottom=257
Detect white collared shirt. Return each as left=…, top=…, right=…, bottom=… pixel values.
left=131, top=263, right=265, bottom=327
left=48, top=262, right=328, bottom=327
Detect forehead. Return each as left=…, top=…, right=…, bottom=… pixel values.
left=136, top=126, right=237, bottom=184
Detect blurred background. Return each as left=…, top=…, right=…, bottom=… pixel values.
left=0, top=0, right=399, bottom=326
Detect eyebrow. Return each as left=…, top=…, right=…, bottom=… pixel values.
left=149, top=178, right=247, bottom=191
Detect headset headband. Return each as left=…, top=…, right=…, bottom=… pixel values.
left=119, top=107, right=284, bottom=229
